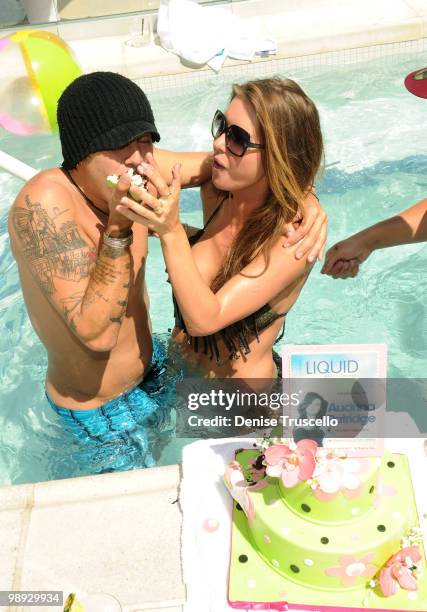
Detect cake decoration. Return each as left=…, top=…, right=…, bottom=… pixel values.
left=202, top=518, right=219, bottom=533
left=264, top=439, right=317, bottom=487
left=310, top=455, right=371, bottom=501
left=325, top=552, right=377, bottom=586
left=224, top=460, right=268, bottom=522
left=362, top=528, right=425, bottom=604
left=373, top=479, right=397, bottom=508
left=247, top=456, right=267, bottom=482
left=224, top=440, right=427, bottom=611
left=379, top=545, right=421, bottom=597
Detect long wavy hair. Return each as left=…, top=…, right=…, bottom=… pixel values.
left=211, top=77, right=324, bottom=292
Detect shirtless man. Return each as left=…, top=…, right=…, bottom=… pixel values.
left=8, top=72, right=214, bottom=469
left=8, top=72, right=326, bottom=470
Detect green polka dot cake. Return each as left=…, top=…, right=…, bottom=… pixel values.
left=224, top=440, right=426, bottom=611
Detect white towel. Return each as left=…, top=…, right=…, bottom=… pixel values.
left=157, top=0, right=276, bottom=72
left=157, top=0, right=228, bottom=67
left=181, top=438, right=252, bottom=612
left=180, top=437, right=427, bottom=612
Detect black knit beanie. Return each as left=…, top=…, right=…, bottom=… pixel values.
left=57, top=71, right=161, bottom=169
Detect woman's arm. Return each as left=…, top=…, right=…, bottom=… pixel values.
left=160, top=224, right=311, bottom=336
left=146, top=150, right=328, bottom=260
left=118, top=164, right=312, bottom=337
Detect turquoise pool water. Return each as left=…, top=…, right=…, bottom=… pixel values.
left=0, top=51, right=426, bottom=484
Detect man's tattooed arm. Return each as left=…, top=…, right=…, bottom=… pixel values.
left=64, top=240, right=132, bottom=346
left=9, top=191, right=132, bottom=352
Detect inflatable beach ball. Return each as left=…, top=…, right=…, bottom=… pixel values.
left=0, top=30, right=82, bottom=136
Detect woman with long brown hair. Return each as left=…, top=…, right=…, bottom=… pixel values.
left=117, top=77, right=325, bottom=378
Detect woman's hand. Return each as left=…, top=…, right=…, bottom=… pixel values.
left=116, top=153, right=182, bottom=238
left=284, top=191, right=327, bottom=262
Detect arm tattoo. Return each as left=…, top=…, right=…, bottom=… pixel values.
left=14, top=194, right=132, bottom=334
left=92, top=258, right=122, bottom=286
left=12, top=195, right=96, bottom=296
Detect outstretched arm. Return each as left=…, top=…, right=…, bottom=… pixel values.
left=322, top=197, right=427, bottom=279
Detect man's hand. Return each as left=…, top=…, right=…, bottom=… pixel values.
left=284, top=192, right=327, bottom=262
left=321, top=234, right=372, bottom=279
left=107, top=171, right=134, bottom=235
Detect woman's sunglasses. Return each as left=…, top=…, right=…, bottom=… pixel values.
left=211, top=109, right=264, bottom=157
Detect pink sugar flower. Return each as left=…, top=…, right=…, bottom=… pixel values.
left=379, top=546, right=421, bottom=597
left=326, top=553, right=377, bottom=586
left=264, top=440, right=318, bottom=488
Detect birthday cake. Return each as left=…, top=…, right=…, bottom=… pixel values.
left=224, top=440, right=426, bottom=611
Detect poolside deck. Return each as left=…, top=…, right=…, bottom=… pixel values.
left=0, top=465, right=184, bottom=611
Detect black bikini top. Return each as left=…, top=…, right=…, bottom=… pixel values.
left=172, top=196, right=286, bottom=364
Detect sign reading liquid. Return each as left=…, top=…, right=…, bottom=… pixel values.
left=281, top=344, right=387, bottom=456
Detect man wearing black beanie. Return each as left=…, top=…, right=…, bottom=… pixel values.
left=8, top=71, right=213, bottom=472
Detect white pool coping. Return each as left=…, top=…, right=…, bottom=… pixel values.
left=1, top=0, right=427, bottom=609
left=0, top=464, right=184, bottom=611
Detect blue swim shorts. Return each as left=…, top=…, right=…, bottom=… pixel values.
left=46, top=336, right=173, bottom=474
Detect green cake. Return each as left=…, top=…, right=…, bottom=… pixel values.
left=224, top=440, right=426, bottom=611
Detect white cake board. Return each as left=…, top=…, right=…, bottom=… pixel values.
left=180, top=437, right=427, bottom=612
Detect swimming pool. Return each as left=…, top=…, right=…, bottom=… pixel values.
left=0, top=49, right=426, bottom=485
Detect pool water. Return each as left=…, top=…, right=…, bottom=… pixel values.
left=0, top=51, right=426, bottom=484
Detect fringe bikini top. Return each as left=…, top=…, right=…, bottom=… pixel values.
left=171, top=197, right=287, bottom=365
